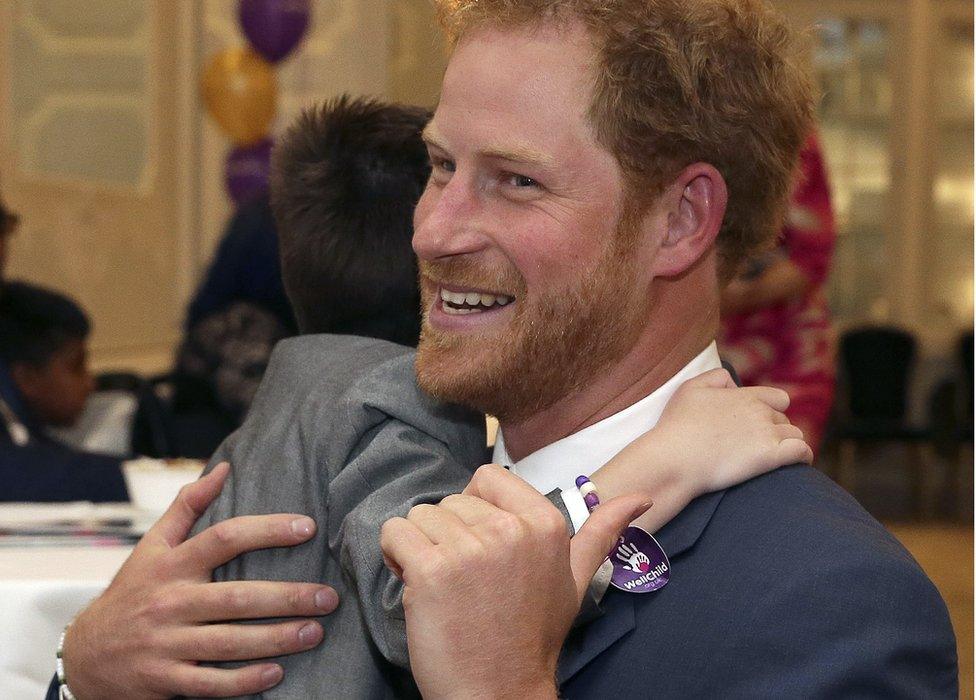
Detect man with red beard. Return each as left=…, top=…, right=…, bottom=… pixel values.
left=48, top=1, right=956, bottom=698
left=378, top=1, right=958, bottom=697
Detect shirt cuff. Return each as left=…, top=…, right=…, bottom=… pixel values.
left=560, top=487, right=591, bottom=535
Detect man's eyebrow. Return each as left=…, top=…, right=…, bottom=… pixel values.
left=421, top=125, right=447, bottom=150
left=480, top=145, right=554, bottom=169
left=421, top=125, right=554, bottom=169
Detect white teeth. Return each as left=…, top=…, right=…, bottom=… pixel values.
left=441, top=289, right=467, bottom=305
left=439, top=287, right=515, bottom=313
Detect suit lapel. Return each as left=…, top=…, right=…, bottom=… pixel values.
left=557, top=586, right=636, bottom=684
left=557, top=488, right=727, bottom=685
left=654, top=488, right=725, bottom=558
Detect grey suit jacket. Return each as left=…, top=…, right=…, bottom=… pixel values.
left=190, top=334, right=488, bottom=699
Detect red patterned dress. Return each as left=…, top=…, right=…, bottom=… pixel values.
left=719, top=135, right=837, bottom=450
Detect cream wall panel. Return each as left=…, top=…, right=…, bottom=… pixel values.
left=391, top=0, right=447, bottom=108
left=1, top=1, right=194, bottom=374
left=3, top=0, right=394, bottom=374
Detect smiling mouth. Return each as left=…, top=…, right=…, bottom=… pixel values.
left=439, top=287, right=515, bottom=316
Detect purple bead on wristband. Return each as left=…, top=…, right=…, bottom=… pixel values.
left=576, top=475, right=601, bottom=514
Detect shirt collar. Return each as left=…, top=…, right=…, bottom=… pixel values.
left=492, top=342, right=721, bottom=494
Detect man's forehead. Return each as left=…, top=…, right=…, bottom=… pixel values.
left=428, top=23, right=605, bottom=162
left=444, top=20, right=597, bottom=88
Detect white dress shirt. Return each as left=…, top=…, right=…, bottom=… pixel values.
left=492, top=342, right=722, bottom=532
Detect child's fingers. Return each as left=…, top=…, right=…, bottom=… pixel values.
left=744, top=386, right=791, bottom=412
left=776, top=438, right=813, bottom=466
left=687, top=367, right=735, bottom=388
left=776, top=423, right=804, bottom=441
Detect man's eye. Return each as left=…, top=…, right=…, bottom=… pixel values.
left=507, top=174, right=538, bottom=188
left=430, top=157, right=456, bottom=173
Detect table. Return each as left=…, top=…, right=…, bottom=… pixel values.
left=0, top=545, right=132, bottom=697
left=0, top=503, right=148, bottom=698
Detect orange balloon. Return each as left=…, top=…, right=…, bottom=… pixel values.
left=201, top=47, right=277, bottom=146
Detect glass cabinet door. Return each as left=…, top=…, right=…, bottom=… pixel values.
left=774, top=0, right=973, bottom=344
left=926, top=14, right=974, bottom=325
left=772, top=0, right=907, bottom=326
left=812, top=15, right=894, bottom=321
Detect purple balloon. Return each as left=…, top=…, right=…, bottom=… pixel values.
left=225, top=138, right=273, bottom=205
left=239, top=0, right=311, bottom=63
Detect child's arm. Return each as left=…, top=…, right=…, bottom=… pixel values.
left=582, top=367, right=812, bottom=534
left=334, top=414, right=486, bottom=671
left=337, top=418, right=585, bottom=672
left=342, top=368, right=809, bottom=672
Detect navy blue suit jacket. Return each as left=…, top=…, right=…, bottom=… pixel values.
left=558, top=464, right=958, bottom=698
left=0, top=360, right=127, bottom=503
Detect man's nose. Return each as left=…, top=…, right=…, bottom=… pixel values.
left=413, top=178, right=492, bottom=261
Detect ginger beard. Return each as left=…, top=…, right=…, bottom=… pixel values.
left=414, top=215, right=649, bottom=422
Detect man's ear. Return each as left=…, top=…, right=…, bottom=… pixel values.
left=651, top=163, right=728, bottom=278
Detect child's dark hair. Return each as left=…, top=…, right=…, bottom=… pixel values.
left=0, top=282, right=90, bottom=367
left=271, top=94, right=432, bottom=346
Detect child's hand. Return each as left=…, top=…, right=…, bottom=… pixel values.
left=650, top=368, right=813, bottom=496
left=591, top=368, right=812, bottom=534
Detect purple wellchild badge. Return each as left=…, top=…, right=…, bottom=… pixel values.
left=575, top=474, right=670, bottom=594
left=608, top=525, right=670, bottom=593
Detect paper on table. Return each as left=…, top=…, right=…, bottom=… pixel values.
left=0, top=502, right=157, bottom=543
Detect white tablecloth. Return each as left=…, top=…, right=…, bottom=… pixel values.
left=0, top=503, right=143, bottom=698
left=0, top=546, right=132, bottom=697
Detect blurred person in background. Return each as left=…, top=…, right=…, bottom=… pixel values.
left=719, top=133, right=837, bottom=452
left=0, top=281, right=127, bottom=502
left=185, top=196, right=295, bottom=334
left=169, top=196, right=297, bottom=457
